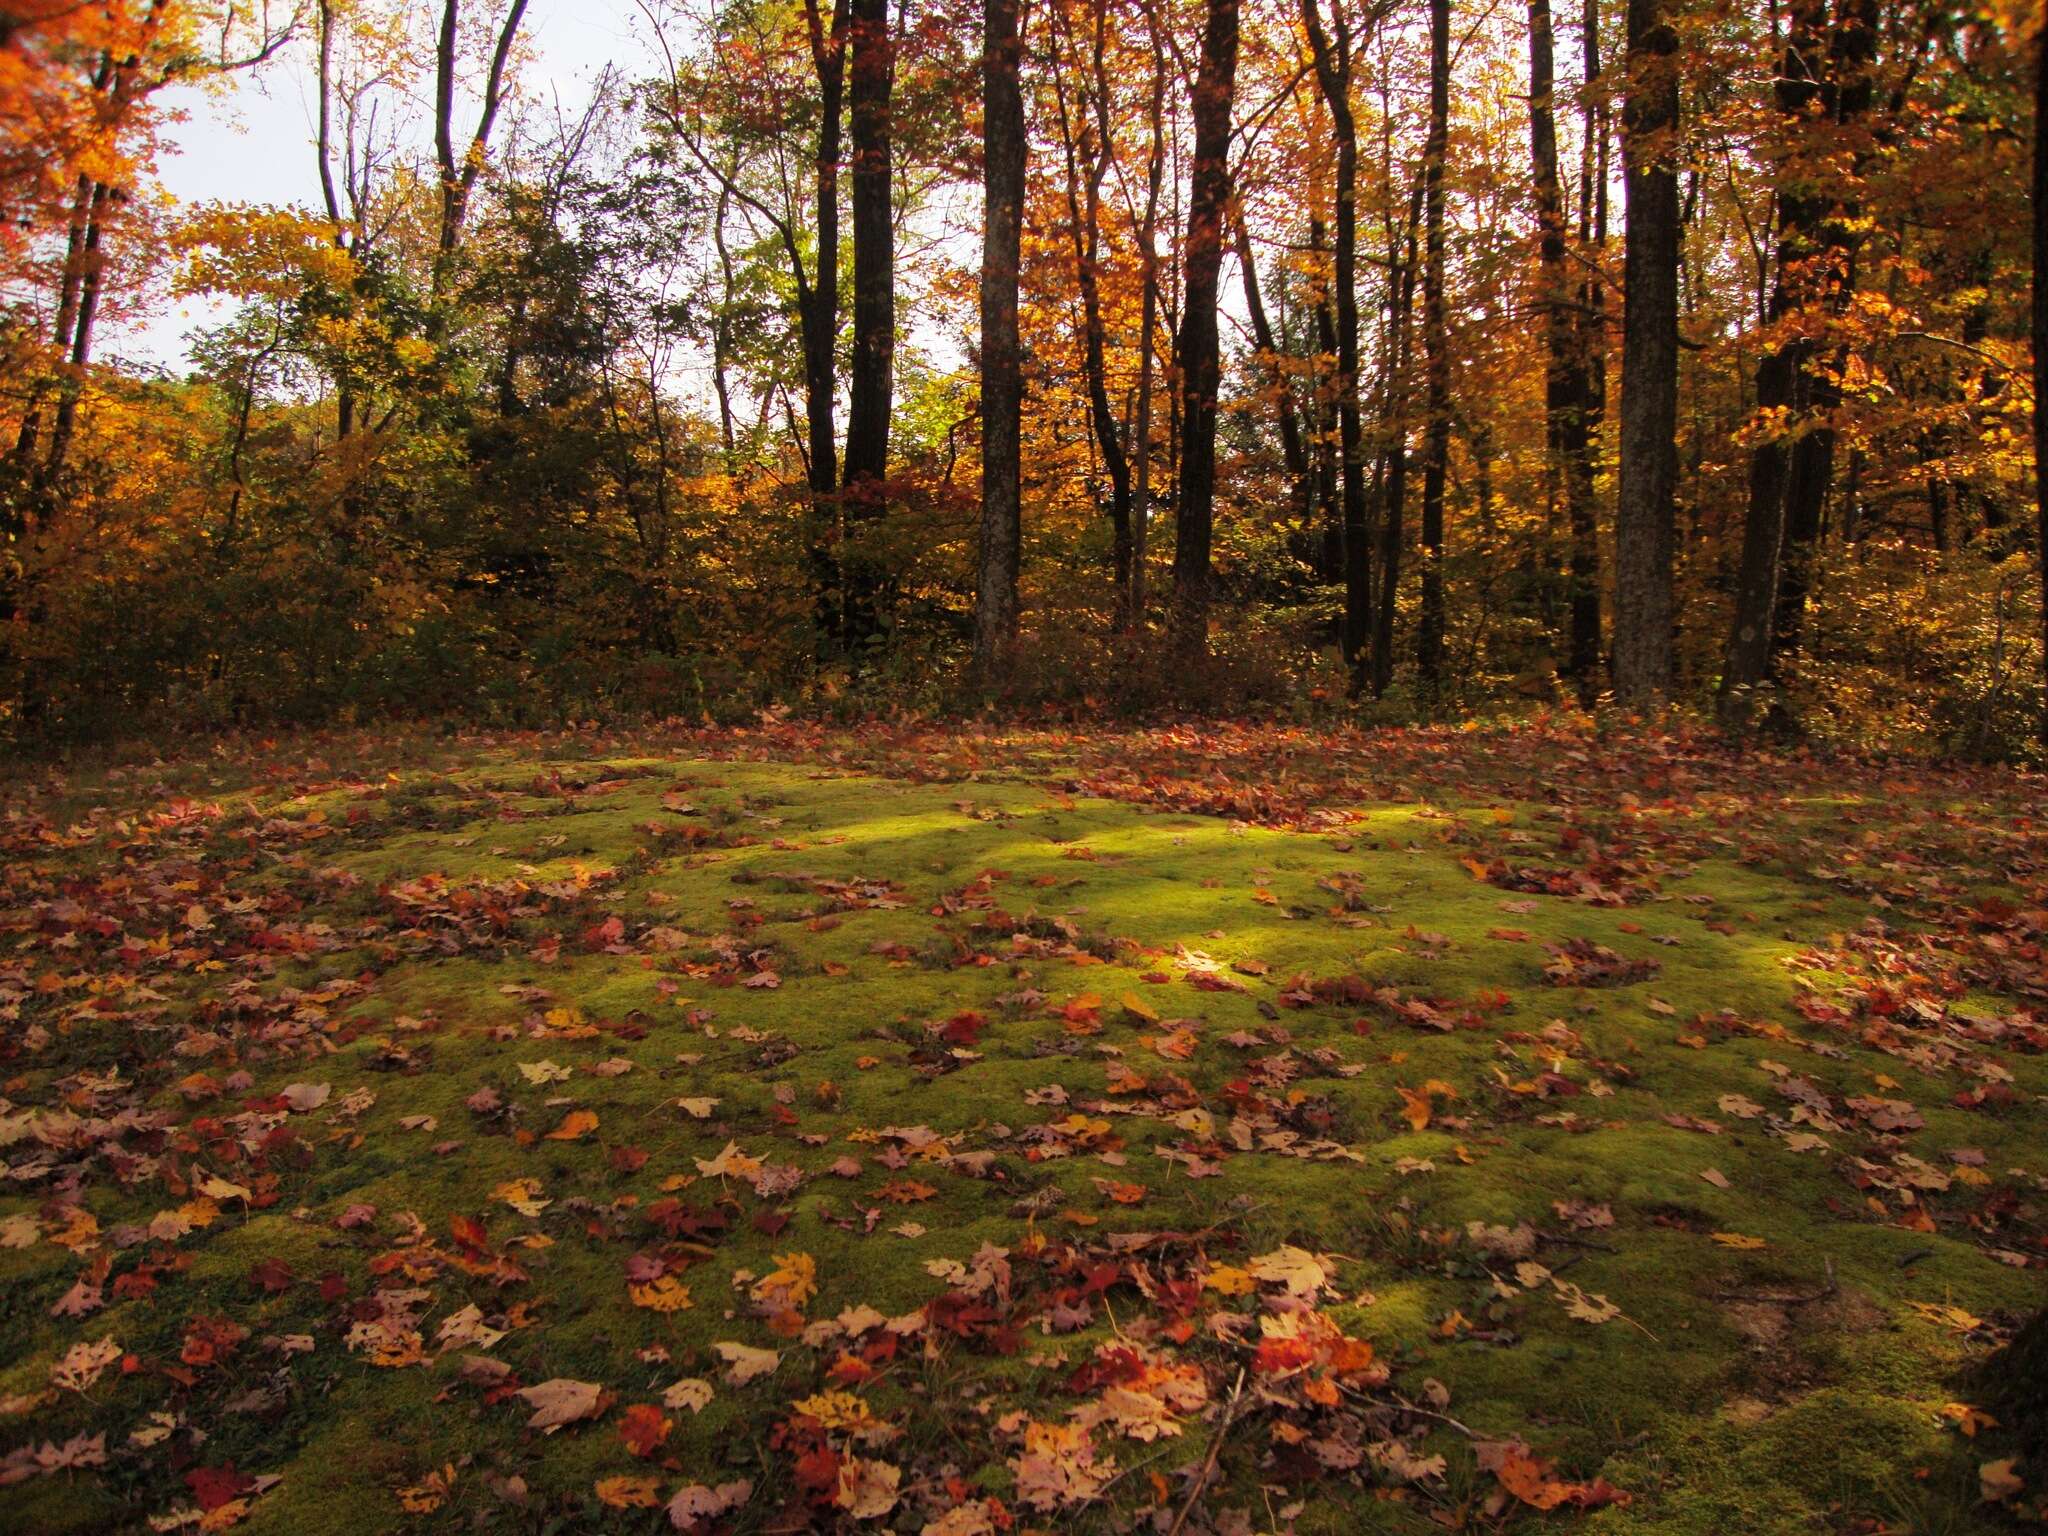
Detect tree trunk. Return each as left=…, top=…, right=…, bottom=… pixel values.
left=1053, top=0, right=1136, bottom=623
left=1308, top=215, right=1345, bottom=584
left=1610, top=0, right=1680, bottom=703
left=1235, top=215, right=1310, bottom=564
left=1302, top=0, right=1372, bottom=691
left=43, top=180, right=112, bottom=478
left=1130, top=9, right=1167, bottom=626
left=1529, top=0, right=1601, bottom=699
left=803, top=0, right=848, bottom=507
left=1415, top=0, right=1451, bottom=702
left=843, top=0, right=895, bottom=644
left=1372, top=182, right=1422, bottom=699
left=1769, top=0, right=1877, bottom=670
left=1166, top=0, right=1241, bottom=666
left=2036, top=17, right=2047, bottom=743
left=972, top=0, right=1025, bottom=681
left=1720, top=0, right=1872, bottom=725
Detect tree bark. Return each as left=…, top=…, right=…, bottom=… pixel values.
left=1130, top=6, right=1167, bottom=625
left=843, top=0, right=896, bottom=643
left=1052, top=0, right=1136, bottom=623
left=2036, top=17, right=2047, bottom=743
left=1302, top=0, right=1372, bottom=691
left=1720, top=0, right=1873, bottom=724
left=1611, top=0, right=1680, bottom=703
left=973, top=0, right=1025, bottom=680
left=433, top=0, right=530, bottom=297
left=1372, top=181, right=1422, bottom=698
left=1529, top=0, right=1601, bottom=699
left=1235, top=216, right=1311, bottom=568
left=1415, top=0, right=1451, bottom=701
left=1166, top=0, right=1241, bottom=666
left=802, top=0, right=848, bottom=508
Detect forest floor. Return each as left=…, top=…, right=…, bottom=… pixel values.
left=1, top=720, right=2044, bottom=1536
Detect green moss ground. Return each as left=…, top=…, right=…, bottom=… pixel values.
left=0, top=724, right=2041, bottom=1534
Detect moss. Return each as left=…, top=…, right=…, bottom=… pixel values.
left=1, top=735, right=2040, bottom=1533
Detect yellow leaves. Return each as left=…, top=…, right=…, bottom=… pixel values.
left=395, top=1464, right=458, bottom=1514
left=1119, top=991, right=1159, bottom=1024
left=1245, top=1245, right=1331, bottom=1296
left=175, top=203, right=361, bottom=303
left=628, top=1276, right=694, bottom=1313
left=1710, top=1232, right=1768, bottom=1250
left=492, top=1178, right=550, bottom=1217
left=594, top=1474, right=662, bottom=1508
left=794, top=1390, right=880, bottom=1431
left=1009, top=1420, right=1116, bottom=1510
left=1202, top=1264, right=1255, bottom=1296
left=1910, top=1301, right=1984, bottom=1333
left=696, top=1140, right=761, bottom=1180
left=750, top=1251, right=818, bottom=1311
left=1941, top=1402, right=1998, bottom=1438
left=44, top=1205, right=100, bottom=1252
left=543, top=1109, right=598, bottom=1141
left=1395, top=1078, right=1458, bottom=1133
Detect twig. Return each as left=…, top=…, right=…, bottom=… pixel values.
left=1712, top=1257, right=1838, bottom=1307
left=1166, top=1365, right=1247, bottom=1536
left=1389, top=1394, right=1482, bottom=1439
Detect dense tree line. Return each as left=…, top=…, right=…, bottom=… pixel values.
left=0, top=0, right=2040, bottom=751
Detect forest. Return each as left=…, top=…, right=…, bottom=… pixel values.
left=0, top=0, right=2040, bottom=750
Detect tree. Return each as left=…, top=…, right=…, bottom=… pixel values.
left=1719, top=0, right=1877, bottom=726
left=433, top=0, right=531, bottom=299
left=1047, top=0, right=1136, bottom=623
left=1528, top=0, right=1600, bottom=697
left=1166, top=0, right=1242, bottom=665
left=1301, top=0, right=1372, bottom=691
left=1414, top=0, right=1451, bottom=701
left=973, top=0, right=1025, bottom=679
left=842, top=0, right=895, bottom=643
left=1610, top=0, right=1679, bottom=704
left=2037, top=17, right=2047, bottom=743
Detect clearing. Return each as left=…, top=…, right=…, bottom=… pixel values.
left=0, top=722, right=2042, bottom=1535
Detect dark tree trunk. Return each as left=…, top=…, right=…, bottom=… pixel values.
left=1166, top=0, right=1240, bottom=666
left=2036, top=17, right=2047, bottom=742
left=1302, top=0, right=1372, bottom=691
left=973, top=0, right=1025, bottom=680
left=1308, top=216, right=1344, bottom=584
left=1529, top=0, right=1601, bottom=699
left=43, top=180, right=112, bottom=479
left=1611, top=0, right=1680, bottom=703
left=1720, top=0, right=1874, bottom=724
left=1235, top=216, right=1310, bottom=560
left=1372, top=183, right=1422, bottom=699
left=1415, top=0, right=1451, bottom=701
left=803, top=0, right=848, bottom=507
left=1130, top=15, right=1167, bottom=625
left=1053, top=0, right=1136, bottom=623
left=843, top=0, right=895, bottom=643
left=1769, top=0, right=1876, bottom=669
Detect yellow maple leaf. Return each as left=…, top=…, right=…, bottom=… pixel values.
left=544, top=1109, right=598, bottom=1141
left=629, top=1276, right=694, bottom=1313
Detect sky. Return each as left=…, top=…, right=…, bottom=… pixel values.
left=116, top=0, right=648, bottom=372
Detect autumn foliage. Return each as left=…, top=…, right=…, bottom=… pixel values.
left=0, top=0, right=2040, bottom=753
